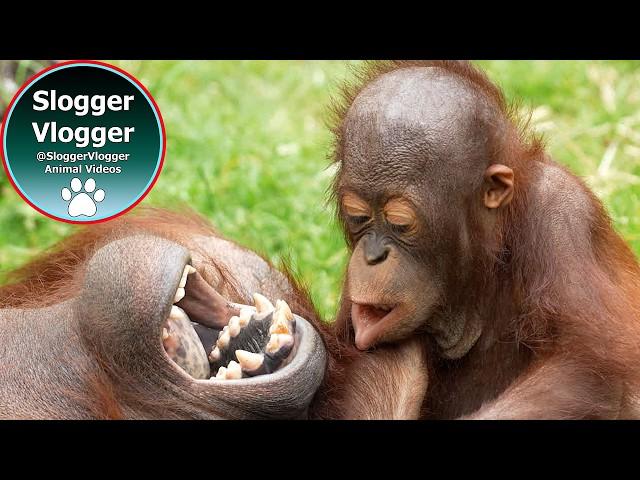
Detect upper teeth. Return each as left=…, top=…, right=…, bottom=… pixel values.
left=179, top=265, right=196, bottom=289
left=174, top=288, right=185, bottom=303
left=170, top=305, right=184, bottom=320
left=174, top=265, right=195, bottom=303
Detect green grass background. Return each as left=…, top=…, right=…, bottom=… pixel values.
left=1, top=60, right=639, bottom=320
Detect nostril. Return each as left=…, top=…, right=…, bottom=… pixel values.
left=366, top=246, right=390, bottom=265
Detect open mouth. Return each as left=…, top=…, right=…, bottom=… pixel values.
left=161, top=264, right=297, bottom=381
left=350, top=301, right=401, bottom=350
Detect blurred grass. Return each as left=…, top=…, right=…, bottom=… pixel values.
left=1, top=60, right=639, bottom=320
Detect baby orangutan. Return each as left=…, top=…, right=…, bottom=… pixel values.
left=330, top=60, right=640, bottom=419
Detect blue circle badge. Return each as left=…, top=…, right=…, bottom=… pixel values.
left=1, top=61, right=165, bottom=223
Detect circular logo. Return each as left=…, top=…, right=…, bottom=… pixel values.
left=1, top=61, right=165, bottom=223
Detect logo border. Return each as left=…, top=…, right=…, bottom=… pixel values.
left=0, top=60, right=167, bottom=224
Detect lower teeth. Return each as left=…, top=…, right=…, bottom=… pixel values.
left=209, top=294, right=296, bottom=380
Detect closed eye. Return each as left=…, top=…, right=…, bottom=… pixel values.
left=341, top=192, right=372, bottom=220
left=383, top=198, right=417, bottom=233
left=389, top=223, right=410, bottom=234
left=349, top=215, right=370, bottom=225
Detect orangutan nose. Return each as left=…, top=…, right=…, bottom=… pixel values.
left=363, top=234, right=391, bottom=266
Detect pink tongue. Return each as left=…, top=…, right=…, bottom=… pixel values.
left=351, top=303, right=389, bottom=350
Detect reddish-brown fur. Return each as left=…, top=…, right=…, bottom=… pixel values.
left=329, top=61, right=640, bottom=419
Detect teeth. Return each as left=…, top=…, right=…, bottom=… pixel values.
left=238, top=307, right=253, bottom=326
left=209, top=346, right=220, bottom=362
left=225, top=361, right=242, bottom=379
left=174, top=287, right=185, bottom=303
left=266, top=333, right=294, bottom=354
left=253, top=293, right=275, bottom=314
left=266, top=334, right=278, bottom=353
left=169, top=305, right=185, bottom=320
left=218, top=325, right=229, bottom=338
left=236, top=350, right=264, bottom=371
left=228, top=316, right=241, bottom=337
left=275, top=299, right=294, bottom=321
left=217, top=330, right=230, bottom=348
left=162, top=327, right=169, bottom=340
left=270, top=299, right=293, bottom=334
left=216, top=366, right=227, bottom=379
left=179, top=265, right=196, bottom=288
left=269, top=321, right=289, bottom=335
left=178, top=269, right=188, bottom=289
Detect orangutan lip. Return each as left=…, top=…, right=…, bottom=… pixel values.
left=350, top=301, right=399, bottom=350
left=352, top=303, right=393, bottom=322
left=159, top=264, right=215, bottom=380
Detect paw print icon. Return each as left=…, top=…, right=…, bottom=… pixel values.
left=61, top=178, right=105, bottom=217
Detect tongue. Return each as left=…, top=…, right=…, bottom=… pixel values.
left=351, top=303, right=390, bottom=350
left=176, top=271, right=240, bottom=328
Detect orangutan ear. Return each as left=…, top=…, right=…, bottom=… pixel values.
left=484, top=164, right=514, bottom=209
